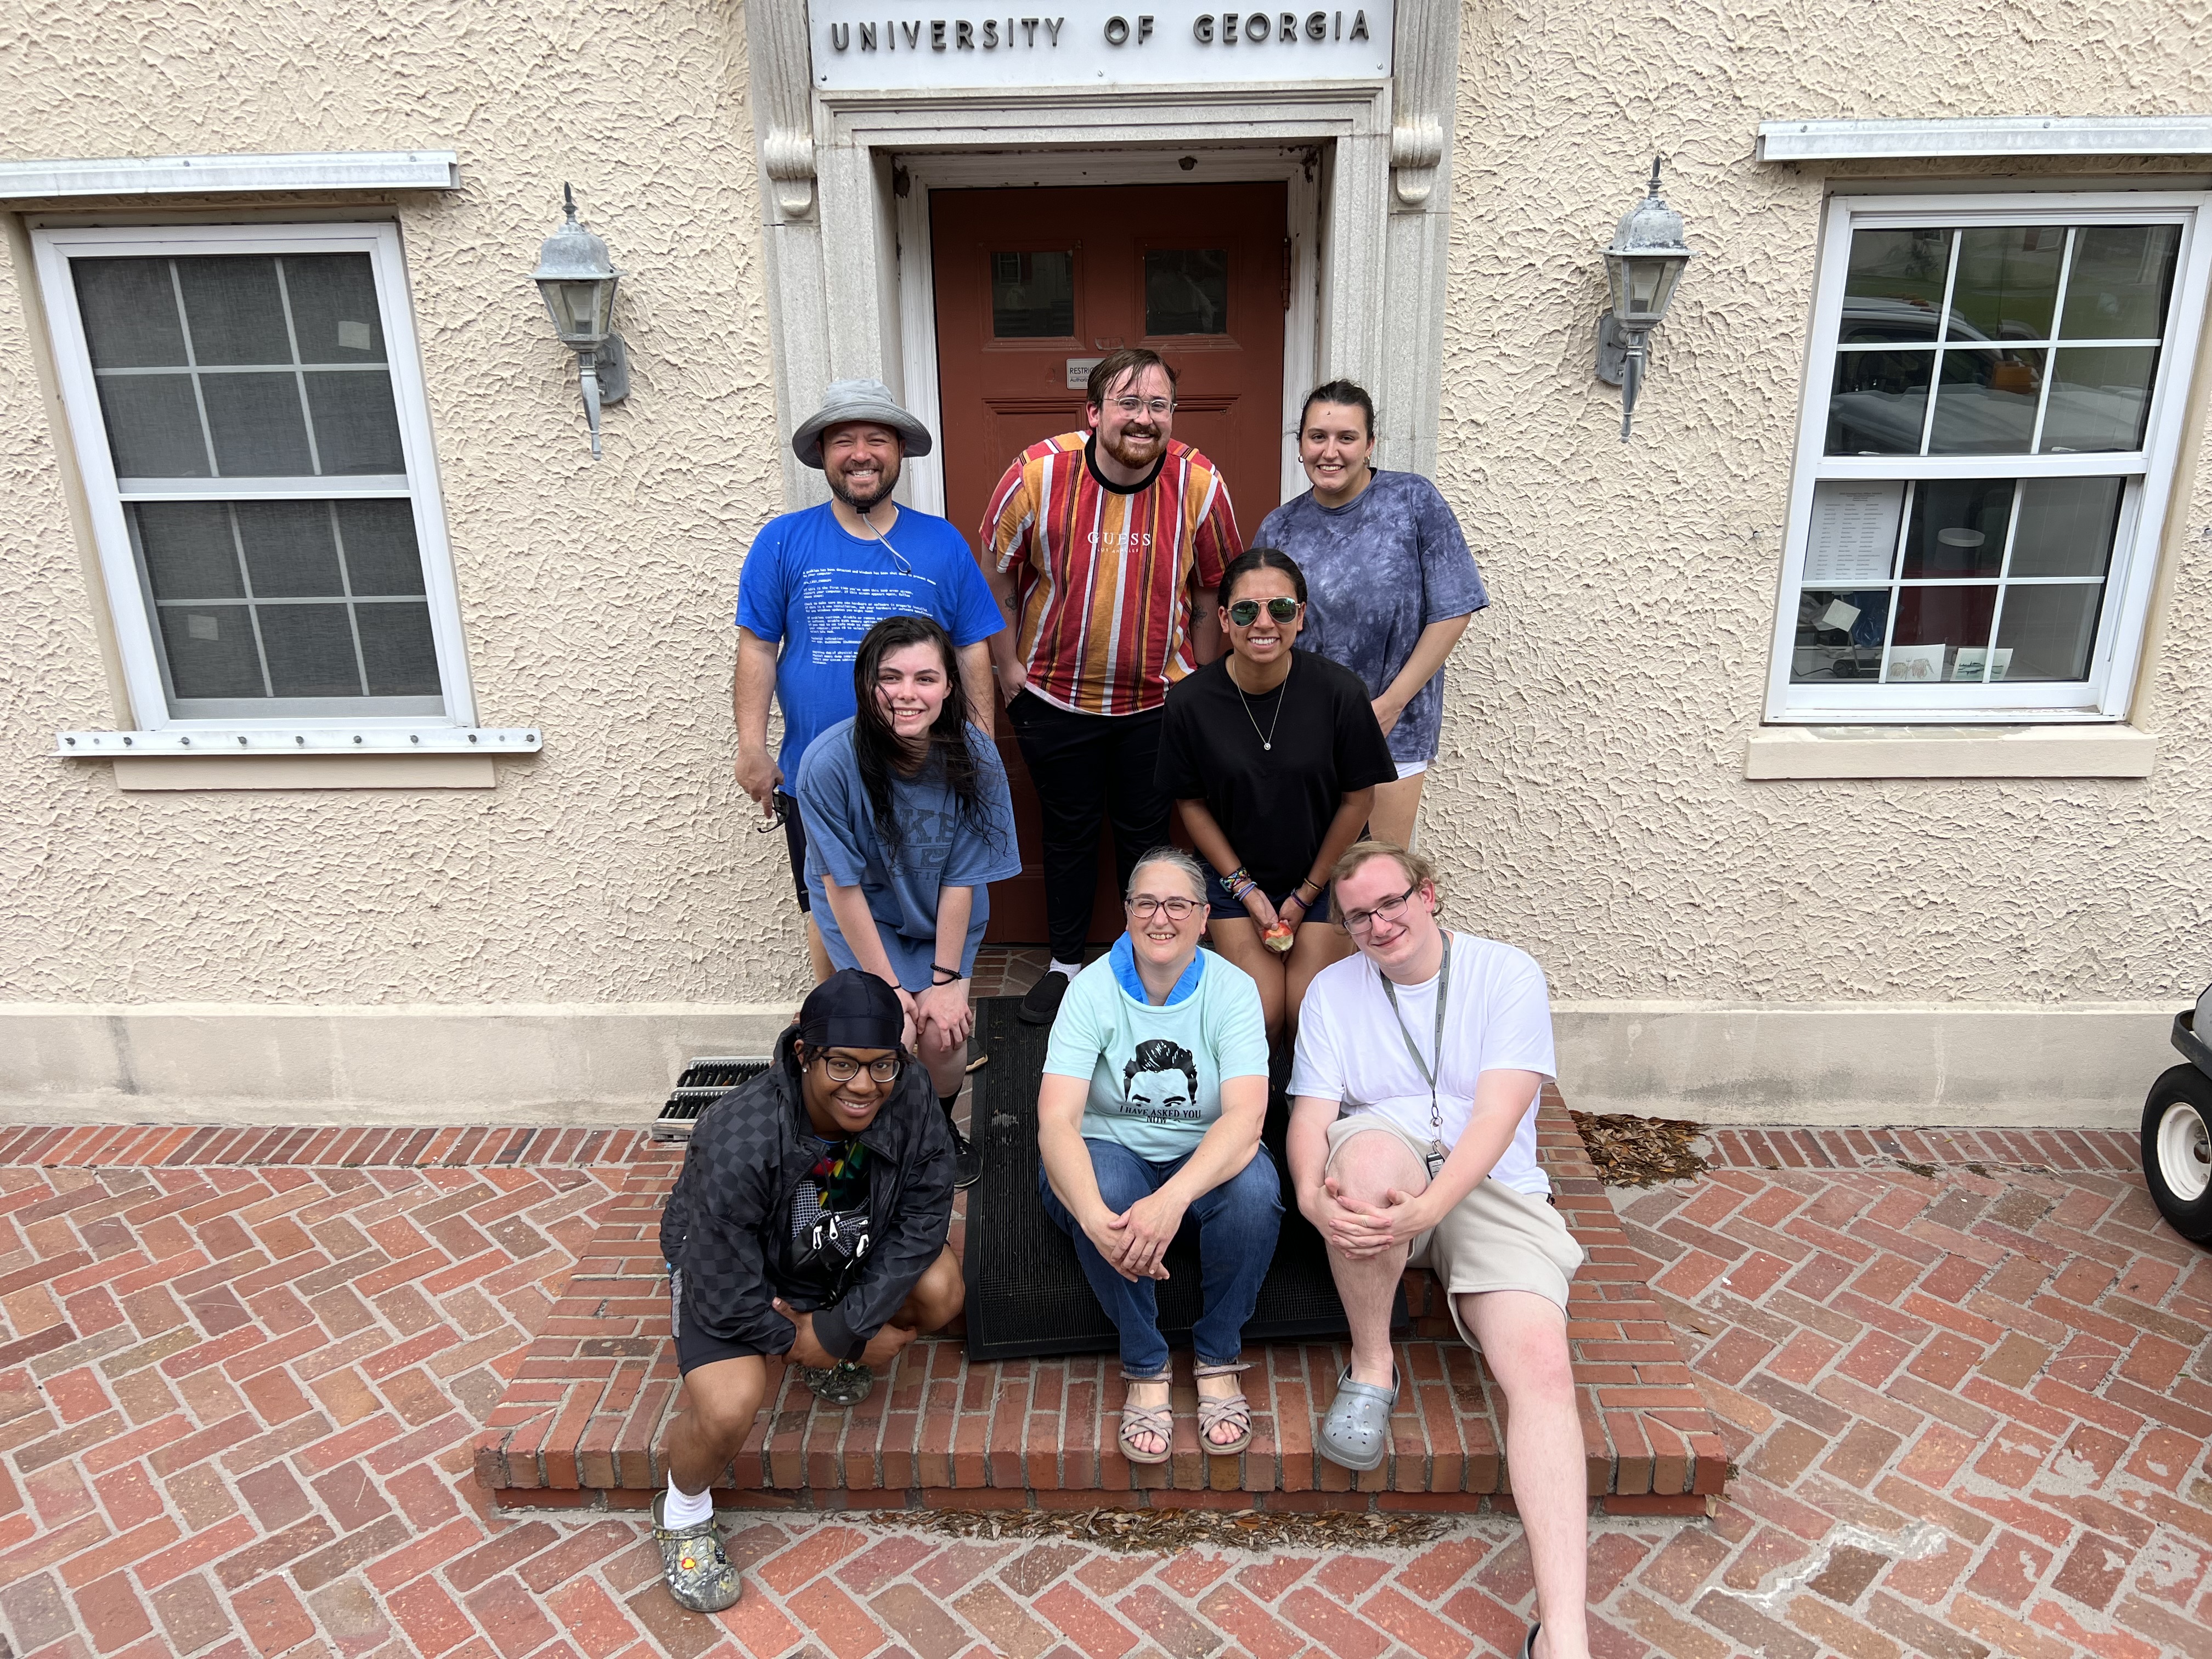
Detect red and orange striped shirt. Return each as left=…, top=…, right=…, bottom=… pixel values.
left=980, top=433, right=1242, bottom=716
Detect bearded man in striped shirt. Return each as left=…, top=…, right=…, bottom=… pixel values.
left=980, top=348, right=1243, bottom=1024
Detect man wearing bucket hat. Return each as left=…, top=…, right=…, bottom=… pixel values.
left=652, top=968, right=961, bottom=1613
left=733, top=380, right=1004, bottom=991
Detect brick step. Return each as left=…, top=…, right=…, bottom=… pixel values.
left=472, top=1103, right=1731, bottom=1515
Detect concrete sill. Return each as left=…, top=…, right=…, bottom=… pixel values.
left=1743, top=724, right=2156, bottom=780
left=110, top=755, right=498, bottom=791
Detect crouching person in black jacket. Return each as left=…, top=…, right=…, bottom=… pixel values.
left=653, top=969, right=963, bottom=1612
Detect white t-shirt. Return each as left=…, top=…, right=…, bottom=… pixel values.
left=1289, top=932, right=1557, bottom=1196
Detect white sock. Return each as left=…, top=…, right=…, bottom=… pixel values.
left=663, top=1476, right=714, bottom=1528
left=1048, top=958, right=1082, bottom=979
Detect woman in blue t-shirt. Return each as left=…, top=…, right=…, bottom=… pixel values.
left=796, top=616, right=1022, bottom=1187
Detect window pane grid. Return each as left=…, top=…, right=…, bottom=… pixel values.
left=165, top=260, right=222, bottom=476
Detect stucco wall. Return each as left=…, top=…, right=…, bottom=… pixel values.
left=0, top=0, right=819, bottom=1007
left=1421, top=0, right=2212, bottom=1005
left=2, top=0, right=2209, bottom=1039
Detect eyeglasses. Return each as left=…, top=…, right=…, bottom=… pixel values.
left=754, top=796, right=791, bottom=833
left=1107, top=396, right=1175, bottom=417
left=1227, top=597, right=1301, bottom=627
left=1127, top=895, right=1201, bottom=920
left=1340, top=883, right=1421, bottom=935
left=814, top=1052, right=903, bottom=1084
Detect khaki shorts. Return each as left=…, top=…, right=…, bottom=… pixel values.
left=1323, top=1113, right=1584, bottom=1348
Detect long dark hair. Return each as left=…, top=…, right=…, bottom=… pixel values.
left=1299, top=378, right=1375, bottom=438
left=850, top=614, right=1000, bottom=859
left=1217, top=545, right=1308, bottom=612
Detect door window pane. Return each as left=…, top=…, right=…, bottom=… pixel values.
left=1145, top=249, right=1229, bottom=335
left=1994, top=584, right=2103, bottom=681
left=1827, top=349, right=1933, bottom=454
left=2060, top=225, right=2181, bottom=340
left=2008, top=478, right=2121, bottom=578
left=1927, top=349, right=2043, bottom=454
left=1839, top=229, right=1951, bottom=341
left=1946, top=226, right=2064, bottom=342
left=990, top=250, right=1075, bottom=338
left=2040, top=347, right=2157, bottom=453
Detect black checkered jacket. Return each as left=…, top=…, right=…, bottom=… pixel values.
left=659, top=1028, right=954, bottom=1362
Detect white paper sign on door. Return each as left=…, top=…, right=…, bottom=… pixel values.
left=1803, top=480, right=1905, bottom=587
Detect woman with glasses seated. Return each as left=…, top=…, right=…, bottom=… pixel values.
left=1035, top=848, right=1279, bottom=1464
left=797, top=614, right=1022, bottom=1188
left=1156, top=547, right=1398, bottom=1046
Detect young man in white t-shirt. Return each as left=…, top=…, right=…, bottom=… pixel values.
left=1287, top=842, right=1588, bottom=1659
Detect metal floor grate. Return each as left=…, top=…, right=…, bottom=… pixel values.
left=651, top=1056, right=772, bottom=1142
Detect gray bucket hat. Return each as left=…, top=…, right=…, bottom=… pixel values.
left=792, top=378, right=933, bottom=469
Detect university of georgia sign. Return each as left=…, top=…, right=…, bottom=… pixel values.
left=807, top=0, right=1395, bottom=88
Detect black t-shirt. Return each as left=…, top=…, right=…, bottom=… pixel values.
left=1156, top=650, right=1397, bottom=894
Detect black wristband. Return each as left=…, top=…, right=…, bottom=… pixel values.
left=932, top=963, right=964, bottom=985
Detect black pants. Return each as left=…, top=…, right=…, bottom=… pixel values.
left=1007, top=692, right=1171, bottom=963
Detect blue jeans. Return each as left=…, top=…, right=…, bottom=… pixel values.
left=1038, top=1138, right=1283, bottom=1377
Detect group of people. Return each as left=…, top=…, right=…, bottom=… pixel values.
left=660, top=353, right=1592, bottom=1659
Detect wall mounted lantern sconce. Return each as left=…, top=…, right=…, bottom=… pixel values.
left=532, top=184, right=630, bottom=459
left=1595, top=158, right=1695, bottom=442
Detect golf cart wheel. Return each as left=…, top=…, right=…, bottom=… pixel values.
left=2142, top=1065, right=2212, bottom=1242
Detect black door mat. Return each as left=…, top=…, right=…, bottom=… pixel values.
left=961, top=994, right=1406, bottom=1362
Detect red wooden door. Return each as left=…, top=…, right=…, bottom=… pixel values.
left=929, top=182, right=1289, bottom=943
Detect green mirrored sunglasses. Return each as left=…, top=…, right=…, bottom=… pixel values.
left=1227, top=597, right=1301, bottom=625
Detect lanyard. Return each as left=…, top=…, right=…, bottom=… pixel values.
left=1380, top=931, right=1452, bottom=1152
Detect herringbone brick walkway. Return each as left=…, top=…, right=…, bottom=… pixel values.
left=0, top=1120, right=2205, bottom=1659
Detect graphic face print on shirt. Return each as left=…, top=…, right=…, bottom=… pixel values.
left=1122, top=1039, right=1200, bottom=1128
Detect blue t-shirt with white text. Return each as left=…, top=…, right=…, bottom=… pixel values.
left=735, top=501, right=1003, bottom=778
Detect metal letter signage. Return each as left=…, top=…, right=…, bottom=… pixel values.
left=808, top=0, right=1393, bottom=88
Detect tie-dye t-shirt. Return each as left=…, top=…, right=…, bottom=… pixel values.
left=1257, top=470, right=1488, bottom=766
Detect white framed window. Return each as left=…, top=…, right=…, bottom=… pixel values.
left=33, top=221, right=476, bottom=730
left=1765, top=190, right=2212, bottom=723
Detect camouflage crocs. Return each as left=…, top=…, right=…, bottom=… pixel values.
left=653, top=1509, right=742, bottom=1613
left=793, top=1359, right=874, bottom=1407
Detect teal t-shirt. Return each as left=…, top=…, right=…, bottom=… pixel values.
left=1041, top=936, right=1270, bottom=1161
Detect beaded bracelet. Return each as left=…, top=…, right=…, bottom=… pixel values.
left=1224, top=866, right=1256, bottom=900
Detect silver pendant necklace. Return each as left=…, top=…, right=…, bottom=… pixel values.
left=1234, top=657, right=1289, bottom=752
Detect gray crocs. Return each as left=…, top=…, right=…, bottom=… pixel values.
left=653, top=1511, right=742, bottom=1613
left=1318, top=1365, right=1397, bottom=1472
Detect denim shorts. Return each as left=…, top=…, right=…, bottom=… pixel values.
left=1203, top=868, right=1331, bottom=925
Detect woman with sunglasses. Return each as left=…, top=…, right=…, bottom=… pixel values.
left=795, top=615, right=1022, bottom=1187
left=1034, top=848, right=1277, bottom=1463
left=1256, top=380, right=1488, bottom=850
left=1157, top=548, right=1398, bottom=1045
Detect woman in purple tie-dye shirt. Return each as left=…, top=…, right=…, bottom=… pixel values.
left=1256, top=381, right=1488, bottom=849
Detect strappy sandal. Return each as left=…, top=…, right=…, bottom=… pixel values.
left=1119, top=1376, right=1174, bottom=1465
left=1318, top=1365, right=1398, bottom=1471
left=1193, top=1359, right=1254, bottom=1455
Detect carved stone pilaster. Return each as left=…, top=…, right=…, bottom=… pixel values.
left=746, top=0, right=817, bottom=219
left=1387, top=0, right=1460, bottom=210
